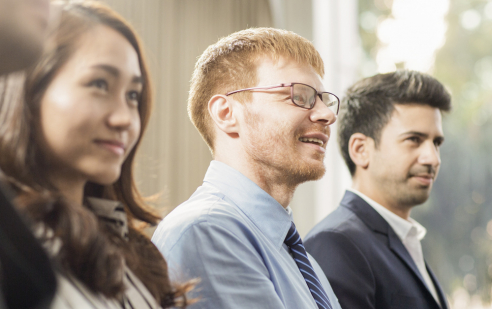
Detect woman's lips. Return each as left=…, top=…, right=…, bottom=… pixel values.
left=95, top=140, right=125, bottom=156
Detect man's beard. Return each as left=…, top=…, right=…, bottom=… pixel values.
left=243, top=108, right=326, bottom=186
left=394, top=186, right=431, bottom=208
left=387, top=165, right=437, bottom=208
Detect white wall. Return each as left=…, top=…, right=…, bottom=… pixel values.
left=289, top=0, right=359, bottom=236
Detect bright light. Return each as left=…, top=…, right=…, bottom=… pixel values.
left=460, top=9, right=482, bottom=30
left=485, top=2, right=492, bottom=20
left=360, top=11, right=378, bottom=32
left=375, top=0, right=450, bottom=73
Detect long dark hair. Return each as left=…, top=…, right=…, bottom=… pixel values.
left=0, top=2, right=192, bottom=307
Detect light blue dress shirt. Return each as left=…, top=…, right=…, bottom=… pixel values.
left=152, top=161, right=341, bottom=309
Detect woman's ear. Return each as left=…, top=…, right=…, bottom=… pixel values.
left=348, top=133, right=372, bottom=170
left=208, top=94, right=239, bottom=134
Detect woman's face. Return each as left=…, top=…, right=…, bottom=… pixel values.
left=39, top=24, right=142, bottom=186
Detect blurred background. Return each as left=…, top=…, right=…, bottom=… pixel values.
left=95, top=0, right=492, bottom=308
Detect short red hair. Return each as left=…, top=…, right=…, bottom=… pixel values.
left=188, top=27, right=325, bottom=153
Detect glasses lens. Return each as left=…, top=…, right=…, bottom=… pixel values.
left=321, top=93, right=339, bottom=115
left=292, top=84, right=316, bottom=108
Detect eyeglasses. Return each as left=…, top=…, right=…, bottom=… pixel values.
left=225, top=82, right=340, bottom=115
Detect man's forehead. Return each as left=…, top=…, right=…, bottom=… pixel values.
left=387, top=103, right=444, bottom=135
left=254, top=55, right=323, bottom=87
left=391, top=103, right=442, bottom=118
left=254, top=54, right=315, bottom=71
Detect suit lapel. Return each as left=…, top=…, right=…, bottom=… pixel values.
left=341, top=190, right=443, bottom=308
left=386, top=229, right=428, bottom=293
left=427, top=263, right=448, bottom=309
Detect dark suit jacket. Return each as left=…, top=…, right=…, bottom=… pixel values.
left=305, top=191, right=448, bottom=309
left=0, top=182, right=56, bottom=309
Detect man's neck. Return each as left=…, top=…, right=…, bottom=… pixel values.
left=248, top=167, right=297, bottom=208
left=214, top=156, right=296, bottom=208
left=351, top=180, right=411, bottom=220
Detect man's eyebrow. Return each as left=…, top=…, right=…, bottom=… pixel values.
left=276, top=87, right=291, bottom=94
left=399, top=131, right=445, bottom=142
left=399, top=131, right=428, bottom=138
left=91, top=64, right=143, bottom=84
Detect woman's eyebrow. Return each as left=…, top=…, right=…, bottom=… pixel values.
left=91, top=64, right=143, bottom=84
left=91, top=64, right=119, bottom=77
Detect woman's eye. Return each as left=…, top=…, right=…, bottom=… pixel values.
left=127, top=91, right=141, bottom=105
left=89, top=79, right=108, bottom=90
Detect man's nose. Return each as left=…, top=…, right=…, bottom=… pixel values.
left=309, top=96, right=337, bottom=125
left=419, top=141, right=441, bottom=168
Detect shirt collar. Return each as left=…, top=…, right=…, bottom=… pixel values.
left=86, top=197, right=129, bottom=240
left=204, top=160, right=293, bottom=249
left=347, top=188, right=427, bottom=241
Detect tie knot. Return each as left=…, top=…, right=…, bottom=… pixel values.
left=284, top=222, right=302, bottom=247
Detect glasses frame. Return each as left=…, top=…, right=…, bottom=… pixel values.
left=225, top=82, right=340, bottom=114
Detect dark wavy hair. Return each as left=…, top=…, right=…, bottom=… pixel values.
left=0, top=1, right=192, bottom=307
left=338, top=70, right=452, bottom=176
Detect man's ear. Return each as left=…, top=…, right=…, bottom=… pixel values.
left=348, top=133, right=372, bottom=170
left=208, top=94, right=239, bottom=134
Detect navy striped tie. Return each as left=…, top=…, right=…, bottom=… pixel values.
left=284, top=222, right=333, bottom=309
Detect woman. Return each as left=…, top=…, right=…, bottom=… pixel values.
left=0, top=2, right=192, bottom=308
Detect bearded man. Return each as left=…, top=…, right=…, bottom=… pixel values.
left=152, top=28, right=342, bottom=309
left=305, top=70, right=451, bottom=309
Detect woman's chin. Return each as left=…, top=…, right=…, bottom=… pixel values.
left=88, top=171, right=121, bottom=186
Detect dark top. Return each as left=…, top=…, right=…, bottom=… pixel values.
left=0, top=182, right=56, bottom=309
left=305, top=190, right=448, bottom=309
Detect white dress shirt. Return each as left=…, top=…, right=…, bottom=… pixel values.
left=347, top=188, right=441, bottom=306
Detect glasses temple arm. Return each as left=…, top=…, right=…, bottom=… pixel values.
left=225, top=83, right=291, bottom=96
